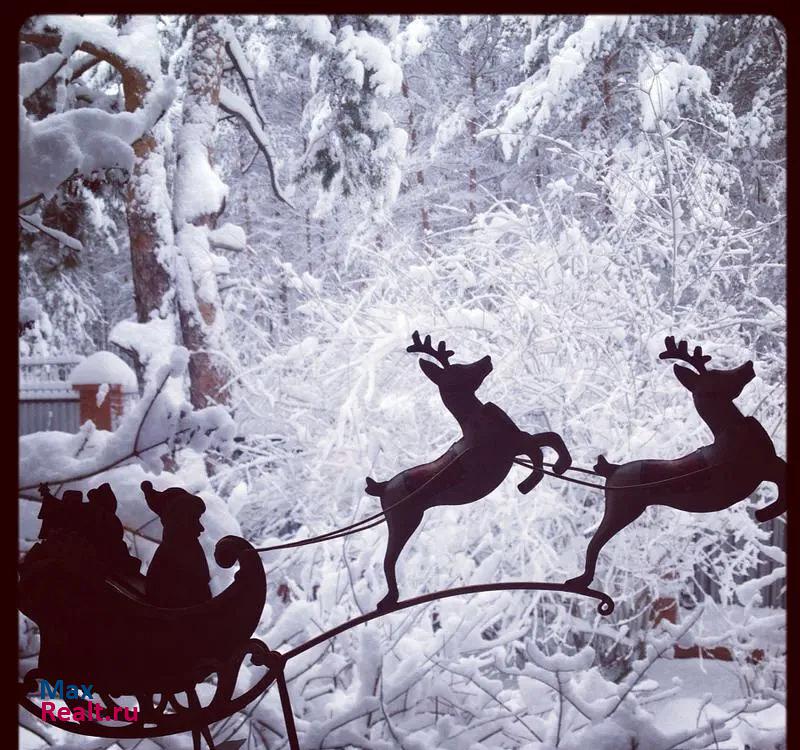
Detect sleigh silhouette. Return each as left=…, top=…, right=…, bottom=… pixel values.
left=18, top=529, right=274, bottom=748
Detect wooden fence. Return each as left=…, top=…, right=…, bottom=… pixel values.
left=19, top=354, right=138, bottom=435
left=19, top=355, right=82, bottom=435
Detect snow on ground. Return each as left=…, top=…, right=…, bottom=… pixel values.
left=646, top=659, right=784, bottom=749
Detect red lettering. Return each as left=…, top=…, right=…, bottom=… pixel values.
left=123, top=707, right=138, bottom=721
left=41, top=702, right=56, bottom=721
left=72, top=707, right=86, bottom=722
left=56, top=707, right=71, bottom=720
left=113, top=706, right=123, bottom=720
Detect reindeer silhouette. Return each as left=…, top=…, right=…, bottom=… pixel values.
left=367, top=331, right=572, bottom=612
left=566, top=336, right=787, bottom=589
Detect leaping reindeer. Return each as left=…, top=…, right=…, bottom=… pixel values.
left=566, top=336, right=787, bottom=589
left=367, top=331, right=572, bottom=612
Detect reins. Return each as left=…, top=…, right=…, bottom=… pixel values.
left=513, top=457, right=718, bottom=491
left=255, top=454, right=720, bottom=553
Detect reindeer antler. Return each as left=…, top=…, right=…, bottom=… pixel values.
left=658, top=335, right=712, bottom=372
left=406, top=330, right=454, bottom=368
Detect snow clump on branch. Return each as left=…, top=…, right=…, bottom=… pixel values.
left=19, top=346, right=235, bottom=490
left=19, top=76, right=176, bottom=203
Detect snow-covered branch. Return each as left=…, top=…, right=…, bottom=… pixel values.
left=219, top=85, right=293, bottom=208
left=19, top=75, right=175, bottom=205
left=20, top=18, right=178, bottom=206
left=18, top=212, right=83, bottom=252
left=18, top=347, right=235, bottom=491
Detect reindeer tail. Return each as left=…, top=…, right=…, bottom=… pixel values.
left=593, top=455, right=620, bottom=478
left=365, top=477, right=388, bottom=497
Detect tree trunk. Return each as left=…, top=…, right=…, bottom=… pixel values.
left=126, top=126, right=174, bottom=329
left=21, top=19, right=177, bottom=384
left=172, top=16, right=231, bottom=409
left=114, top=17, right=175, bottom=343
left=402, top=80, right=430, bottom=235
left=113, top=25, right=177, bottom=385
left=468, top=69, right=478, bottom=216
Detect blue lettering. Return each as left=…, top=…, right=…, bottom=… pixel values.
left=40, top=680, right=63, bottom=700
left=38, top=680, right=93, bottom=700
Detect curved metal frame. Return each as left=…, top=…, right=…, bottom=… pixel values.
left=19, top=581, right=613, bottom=750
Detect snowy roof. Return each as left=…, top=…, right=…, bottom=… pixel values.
left=69, top=351, right=138, bottom=391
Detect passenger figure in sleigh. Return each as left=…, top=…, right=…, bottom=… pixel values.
left=140, top=481, right=212, bottom=608
left=32, top=483, right=140, bottom=578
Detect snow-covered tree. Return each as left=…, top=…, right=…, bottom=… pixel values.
left=19, top=14, right=785, bottom=750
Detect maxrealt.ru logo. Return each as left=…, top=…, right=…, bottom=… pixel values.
left=40, top=680, right=138, bottom=722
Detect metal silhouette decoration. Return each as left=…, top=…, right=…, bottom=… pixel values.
left=17, top=333, right=786, bottom=750
left=366, top=331, right=572, bottom=611
left=141, top=481, right=212, bottom=607
left=19, top=482, right=275, bottom=750
left=565, top=336, right=787, bottom=588
left=18, top=482, right=611, bottom=750
left=36, top=482, right=141, bottom=577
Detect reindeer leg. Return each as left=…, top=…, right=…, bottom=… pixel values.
left=517, top=443, right=544, bottom=495
left=565, top=498, right=644, bottom=589
left=377, top=507, right=423, bottom=612
left=755, top=457, right=786, bottom=523
left=527, top=431, right=572, bottom=474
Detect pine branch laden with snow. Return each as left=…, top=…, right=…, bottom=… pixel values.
left=19, top=76, right=175, bottom=207
left=20, top=16, right=179, bottom=360
left=218, top=84, right=292, bottom=207
left=487, top=16, right=631, bottom=158
left=18, top=211, right=84, bottom=252
left=220, top=24, right=293, bottom=209
left=289, top=15, right=408, bottom=216
left=19, top=17, right=177, bottom=207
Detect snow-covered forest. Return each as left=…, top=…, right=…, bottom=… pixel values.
left=19, top=14, right=785, bottom=750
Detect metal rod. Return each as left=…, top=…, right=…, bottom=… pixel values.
left=282, top=581, right=614, bottom=662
